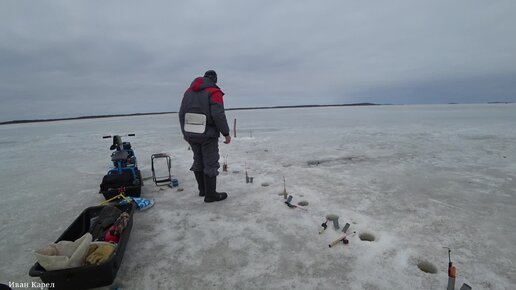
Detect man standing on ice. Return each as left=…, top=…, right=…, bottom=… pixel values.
left=179, top=70, right=231, bottom=203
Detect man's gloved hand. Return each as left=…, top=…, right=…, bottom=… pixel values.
left=223, top=135, right=231, bottom=144
left=85, top=244, right=115, bottom=265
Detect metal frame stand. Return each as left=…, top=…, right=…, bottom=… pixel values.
left=151, top=153, right=172, bottom=186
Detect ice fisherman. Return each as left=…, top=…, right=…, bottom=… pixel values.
left=179, top=70, right=231, bottom=203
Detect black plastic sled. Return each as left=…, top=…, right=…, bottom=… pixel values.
left=29, top=204, right=135, bottom=290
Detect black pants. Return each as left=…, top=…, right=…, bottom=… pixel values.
left=189, top=138, right=220, bottom=177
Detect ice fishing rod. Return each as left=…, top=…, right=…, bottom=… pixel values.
left=319, top=219, right=329, bottom=234
left=443, top=247, right=473, bottom=290
left=444, top=247, right=456, bottom=290
left=284, top=195, right=307, bottom=211
left=328, top=231, right=356, bottom=248
left=328, top=223, right=355, bottom=247
left=282, top=176, right=287, bottom=200
left=223, top=154, right=228, bottom=172
left=245, top=161, right=254, bottom=183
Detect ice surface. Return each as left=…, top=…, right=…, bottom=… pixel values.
left=0, top=104, right=515, bottom=289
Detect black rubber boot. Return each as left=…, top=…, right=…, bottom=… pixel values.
left=193, top=171, right=205, bottom=197
left=204, top=175, right=227, bottom=203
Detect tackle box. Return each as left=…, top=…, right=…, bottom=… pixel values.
left=29, top=203, right=135, bottom=290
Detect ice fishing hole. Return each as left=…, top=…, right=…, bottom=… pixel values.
left=417, top=261, right=438, bottom=274
left=297, top=200, right=309, bottom=206
left=261, top=182, right=270, bottom=187
left=359, top=232, right=376, bottom=242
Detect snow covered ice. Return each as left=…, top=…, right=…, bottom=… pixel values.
left=0, top=104, right=515, bottom=289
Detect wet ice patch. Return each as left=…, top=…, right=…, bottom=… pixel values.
left=307, top=155, right=369, bottom=167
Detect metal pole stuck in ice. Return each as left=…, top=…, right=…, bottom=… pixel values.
left=233, top=118, right=237, bottom=138
left=283, top=176, right=287, bottom=200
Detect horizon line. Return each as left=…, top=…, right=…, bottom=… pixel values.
left=1, top=101, right=513, bottom=125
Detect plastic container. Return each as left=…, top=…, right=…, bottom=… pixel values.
left=29, top=204, right=135, bottom=290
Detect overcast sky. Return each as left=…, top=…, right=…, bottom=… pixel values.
left=1, top=0, right=515, bottom=121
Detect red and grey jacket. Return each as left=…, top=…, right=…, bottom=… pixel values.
left=179, top=77, right=230, bottom=140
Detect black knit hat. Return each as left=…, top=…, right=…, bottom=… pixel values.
left=204, top=70, right=217, bottom=83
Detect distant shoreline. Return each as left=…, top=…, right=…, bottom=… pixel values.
left=0, top=103, right=379, bottom=125
left=1, top=101, right=513, bottom=125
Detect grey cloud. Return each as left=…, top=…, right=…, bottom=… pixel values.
left=1, top=0, right=516, bottom=122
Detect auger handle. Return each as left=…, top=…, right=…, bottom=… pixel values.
left=102, top=134, right=135, bottom=138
